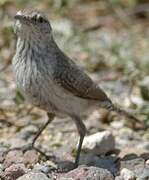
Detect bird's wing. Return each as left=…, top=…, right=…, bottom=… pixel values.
left=53, top=52, right=109, bottom=101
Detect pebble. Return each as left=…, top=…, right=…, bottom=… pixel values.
left=23, top=150, right=39, bottom=166
left=136, top=168, right=149, bottom=180
left=33, top=164, right=51, bottom=174
left=82, top=131, right=115, bottom=155
left=110, top=121, right=124, bottom=129
left=137, top=141, right=149, bottom=151
left=16, top=125, right=38, bottom=140
left=120, top=168, right=136, bottom=180
left=0, top=163, right=4, bottom=173
left=79, top=153, right=118, bottom=175
left=139, top=76, right=149, bottom=100
left=146, top=159, right=149, bottom=166
left=8, top=138, right=26, bottom=149
left=1, top=163, right=27, bottom=180
left=17, top=171, right=49, bottom=180
left=115, top=176, right=124, bottom=180
left=57, top=166, right=114, bottom=180
left=3, top=150, right=23, bottom=168
left=0, top=148, right=7, bottom=163
left=118, top=147, right=149, bottom=160
left=120, top=157, right=145, bottom=172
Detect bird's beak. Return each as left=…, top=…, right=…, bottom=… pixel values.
left=14, top=14, right=22, bottom=20
left=14, top=11, right=25, bottom=21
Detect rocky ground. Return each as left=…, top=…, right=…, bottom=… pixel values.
left=0, top=1, right=149, bottom=179
left=0, top=112, right=148, bottom=179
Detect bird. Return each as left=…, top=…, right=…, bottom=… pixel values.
left=12, top=9, right=143, bottom=168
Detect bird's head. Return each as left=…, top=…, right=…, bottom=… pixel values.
left=14, top=10, right=52, bottom=39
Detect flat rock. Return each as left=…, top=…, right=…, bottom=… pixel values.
left=136, top=168, right=149, bottom=180
left=115, top=176, right=124, bottom=180
left=16, top=125, right=38, bottom=140
left=1, top=163, right=27, bottom=180
left=79, top=153, right=118, bottom=175
left=120, top=157, right=145, bottom=171
left=120, top=157, right=149, bottom=179
left=4, top=150, right=23, bottom=168
left=33, top=164, right=53, bottom=174
left=137, top=141, right=149, bottom=151
left=57, top=166, right=114, bottom=180
left=82, top=131, right=115, bottom=155
left=0, top=149, right=7, bottom=163
left=120, top=168, right=136, bottom=180
left=118, top=147, right=149, bottom=160
left=8, top=138, right=26, bottom=149
left=17, top=172, right=49, bottom=180
left=23, top=150, right=39, bottom=166
left=139, top=76, right=149, bottom=100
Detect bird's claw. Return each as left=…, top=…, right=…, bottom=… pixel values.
left=6, top=144, right=56, bottom=160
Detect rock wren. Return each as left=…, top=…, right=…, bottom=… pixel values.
left=13, top=10, right=142, bottom=168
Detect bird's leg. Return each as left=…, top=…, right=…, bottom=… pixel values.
left=31, top=113, right=55, bottom=147
left=73, top=116, right=86, bottom=168
left=7, top=113, right=55, bottom=159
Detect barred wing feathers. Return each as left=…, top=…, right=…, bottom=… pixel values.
left=53, top=52, right=109, bottom=101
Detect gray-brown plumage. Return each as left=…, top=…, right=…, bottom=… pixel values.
left=12, top=9, right=142, bottom=168
left=53, top=51, right=110, bottom=101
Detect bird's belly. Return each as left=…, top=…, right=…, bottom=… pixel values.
left=14, top=63, right=94, bottom=116
left=43, top=83, right=94, bottom=116
left=23, top=79, right=92, bottom=116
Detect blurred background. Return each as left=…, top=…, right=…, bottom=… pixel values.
left=0, top=0, right=149, bottom=169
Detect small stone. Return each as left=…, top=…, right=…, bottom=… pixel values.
left=139, top=76, right=149, bottom=100
left=17, top=125, right=38, bottom=140
left=8, top=138, right=26, bottom=149
left=110, top=121, right=124, bottom=129
left=146, top=159, right=149, bottom=166
left=136, top=168, right=149, bottom=180
left=4, top=150, right=23, bottom=168
left=1, top=163, right=27, bottom=180
left=120, top=158, right=145, bottom=172
left=23, top=150, right=39, bottom=165
left=57, top=166, right=114, bottom=180
left=115, top=176, right=124, bottom=180
left=33, top=161, right=58, bottom=174
left=82, top=131, right=115, bottom=155
left=137, top=141, right=149, bottom=151
left=0, top=149, right=7, bottom=163
left=52, top=19, right=74, bottom=37
left=119, top=147, right=149, bottom=160
left=79, top=153, right=118, bottom=175
left=118, top=128, right=134, bottom=140
left=120, top=168, right=136, bottom=180
left=17, top=172, right=49, bottom=180
left=0, top=163, right=4, bottom=173
left=33, top=164, right=52, bottom=174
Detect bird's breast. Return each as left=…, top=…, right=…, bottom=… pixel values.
left=12, top=45, right=95, bottom=116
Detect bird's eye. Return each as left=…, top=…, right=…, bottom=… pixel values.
left=38, top=16, right=44, bottom=23
left=31, top=15, right=37, bottom=21
left=31, top=14, right=48, bottom=23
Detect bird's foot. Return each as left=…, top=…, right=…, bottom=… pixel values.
left=7, top=143, right=55, bottom=160
left=6, top=143, right=33, bottom=153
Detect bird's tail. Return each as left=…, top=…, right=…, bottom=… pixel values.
left=109, top=104, right=146, bottom=130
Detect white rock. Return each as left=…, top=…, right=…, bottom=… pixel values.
left=120, top=168, right=136, bottom=180
left=17, top=172, right=49, bottom=180
left=110, top=121, right=124, bottom=129
left=52, top=19, right=73, bottom=37
left=82, top=131, right=115, bottom=155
